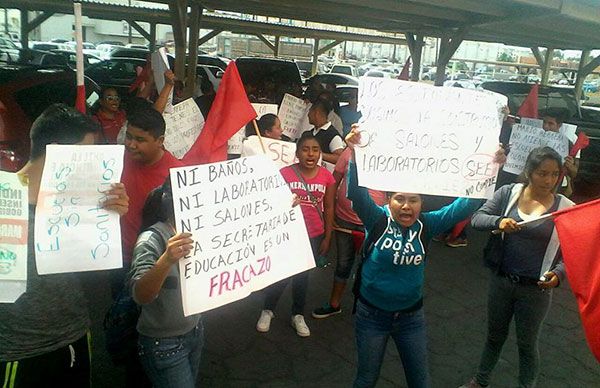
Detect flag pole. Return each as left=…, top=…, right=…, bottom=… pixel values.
left=252, top=119, right=266, bottom=154
left=73, top=1, right=86, bottom=113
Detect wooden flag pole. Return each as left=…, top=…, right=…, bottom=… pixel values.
left=252, top=119, right=267, bottom=154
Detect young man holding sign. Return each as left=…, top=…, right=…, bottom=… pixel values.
left=0, top=104, right=129, bottom=388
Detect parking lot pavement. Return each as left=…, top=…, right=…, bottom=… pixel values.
left=89, top=229, right=600, bottom=387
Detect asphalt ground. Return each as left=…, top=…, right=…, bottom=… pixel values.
left=86, top=206, right=600, bottom=387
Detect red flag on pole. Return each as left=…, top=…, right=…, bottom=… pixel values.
left=73, top=1, right=86, bottom=114
left=182, top=62, right=256, bottom=165
left=517, top=83, right=539, bottom=119
left=553, top=198, right=600, bottom=363
left=398, top=56, right=411, bottom=81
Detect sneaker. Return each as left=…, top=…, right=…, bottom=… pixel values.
left=312, top=303, right=342, bottom=319
left=256, top=310, right=274, bottom=333
left=458, top=377, right=488, bottom=388
left=446, top=237, right=468, bottom=248
left=291, top=314, right=310, bottom=337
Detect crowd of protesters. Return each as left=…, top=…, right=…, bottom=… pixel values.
left=0, top=56, right=593, bottom=388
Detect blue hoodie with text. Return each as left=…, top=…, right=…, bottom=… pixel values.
left=347, top=159, right=482, bottom=312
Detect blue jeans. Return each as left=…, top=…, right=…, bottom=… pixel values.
left=354, top=299, right=430, bottom=388
left=137, top=323, right=204, bottom=388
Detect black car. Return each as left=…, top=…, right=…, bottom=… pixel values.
left=85, top=57, right=146, bottom=96
left=236, top=57, right=303, bottom=104
left=109, top=47, right=149, bottom=60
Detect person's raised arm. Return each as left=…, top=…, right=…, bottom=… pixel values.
left=153, top=70, right=175, bottom=114
left=345, top=127, right=385, bottom=231
left=132, top=232, right=193, bottom=304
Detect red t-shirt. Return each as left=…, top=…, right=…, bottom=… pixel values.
left=335, top=149, right=387, bottom=225
left=280, top=164, right=335, bottom=238
left=121, top=151, right=183, bottom=264
left=93, top=109, right=127, bottom=144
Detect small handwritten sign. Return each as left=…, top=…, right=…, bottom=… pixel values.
left=503, top=124, right=569, bottom=175
left=355, top=78, right=507, bottom=198
left=163, top=98, right=205, bottom=159
left=241, top=137, right=297, bottom=168
left=279, top=94, right=312, bottom=140
left=170, top=155, right=314, bottom=316
left=35, top=145, right=125, bottom=274
left=228, top=103, right=277, bottom=155
left=0, top=171, right=28, bottom=303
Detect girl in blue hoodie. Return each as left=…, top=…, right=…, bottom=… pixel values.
left=345, top=128, right=503, bottom=388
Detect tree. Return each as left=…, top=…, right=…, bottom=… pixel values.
left=497, top=52, right=516, bottom=62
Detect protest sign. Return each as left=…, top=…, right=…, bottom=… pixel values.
left=503, top=123, right=569, bottom=175
left=0, top=172, right=28, bottom=303
left=520, top=117, right=579, bottom=156
left=163, top=98, right=205, bottom=159
left=170, top=155, right=314, bottom=316
left=354, top=78, right=507, bottom=198
left=279, top=94, right=312, bottom=140
left=241, top=137, right=297, bottom=167
left=35, top=145, right=125, bottom=274
left=228, top=103, right=277, bottom=155
left=151, top=47, right=173, bottom=113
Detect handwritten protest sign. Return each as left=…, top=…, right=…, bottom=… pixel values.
left=151, top=47, right=173, bottom=113
left=520, top=117, right=579, bottom=157
left=228, top=103, right=276, bottom=155
left=35, top=145, right=124, bottom=274
left=503, top=124, right=569, bottom=175
left=279, top=94, right=312, bottom=140
left=355, top=78, right=507, bottom=198
left=163, top=98, right=205, bottom=159
left=0, top=172, right=28, bottom=303
left=241, top=137, right=297, bottom=168
left=170, top=155, right=314, bottom=316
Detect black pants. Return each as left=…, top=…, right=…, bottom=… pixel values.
left=0, top=334, right=90, bottom=388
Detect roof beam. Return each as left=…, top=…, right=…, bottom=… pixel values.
left=408, top=0, right=507, bottom=17
left=198, top=29, right=222, bottom=46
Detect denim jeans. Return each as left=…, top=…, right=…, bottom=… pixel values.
left=475, top=273, right=552, bottom=388
left=264, top=235, right=323, bottom=315
left=353, top=299, right=430, bottom=388
left=137, top=323, right=204, bottom=388
left=334, top=216, right=364, bottom=283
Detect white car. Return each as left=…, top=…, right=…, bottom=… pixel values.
left=330, top=64, right=357, bottom=77
left=443, top=73, right=476, bottom=89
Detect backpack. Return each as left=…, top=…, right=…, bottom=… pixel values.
left=351, top=213, right=427, bottom=313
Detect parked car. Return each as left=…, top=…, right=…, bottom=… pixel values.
left=0, top=37, right=20, bottom=62
left=109, top=47, right=150, bottom=60
left=583, top=80, right=599, bottom=94
left=443, top=73, right=476, bottom=89
left=0, top=65, right=101, bottom=171
left=330, top=64, right=357, bottom=77
left=50, top=49, right=102, bottom=68
left=334, top=84, right=358, bottom=106
left=126, top=44, right=148, bottom=49
left=85, top=57, right=147, bottom=96
left=363, top=69, right=391, bottom=78
left=195, top=64, right=222, bottom=94
left=236, top=57, right=303, bottom=104
left=197, top=54, right=228, bottom=71
left=308, top=73, right=359, bottom=87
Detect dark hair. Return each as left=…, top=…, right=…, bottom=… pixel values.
left=29, top=103, right=100, bottom=160
left=522, top=146, right=562, bottom=183
left=316, top=90, right=340, bottom=113
left=310, top=99, right=332, bottom=116
left=296, top=131, right=321, bottom=151
left=127, top=105, right=166, bottom=138
left=140, top=176, right=174, bottom=232
left=200, top=76, right=214, bottom=95
left=256, top=114, right=278, bottom=136
left=540, top=107, right=570, bottom=124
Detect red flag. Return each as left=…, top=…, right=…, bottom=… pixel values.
left=570, top=132, right=590, bottom=158
left=553, top=198, right=600, bottom=363
left=182, top=62, right=256, bottom=164
left=129, top=60, right=152, bottom=93
left=517, top=83, right=539, bottom=119
left=73, top=2, right=86, bottom=114
left=398, top=57, right=411, bottom=81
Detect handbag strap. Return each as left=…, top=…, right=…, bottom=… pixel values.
left=291, top=164, right=324, bottom=224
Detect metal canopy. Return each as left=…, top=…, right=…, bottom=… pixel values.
left=195, top=0, right=600, bottom=50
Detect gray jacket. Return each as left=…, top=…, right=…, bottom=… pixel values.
left=472, top=183, right=574, bottom=281
left=130, top=221, right=201, bottom=338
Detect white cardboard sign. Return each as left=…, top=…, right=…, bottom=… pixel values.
left=279, top=94, right=312, bottom=140
left=34, top=145, right=124, bottom=274
left=170, top=155, right=314, bottom=316
left=151, top=47, right=173, bottom=113
left=163, top=98, right=205, bottom=159
left=241, top=137, right=297, bottom=168
left=355, top=78, right=507, bottom=198
left=0, top=172, right=28, bottom=303
left=503, top=123, right=570, bottom=175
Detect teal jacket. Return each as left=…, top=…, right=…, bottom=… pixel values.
left=348, top=159, right=482, bottom=312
